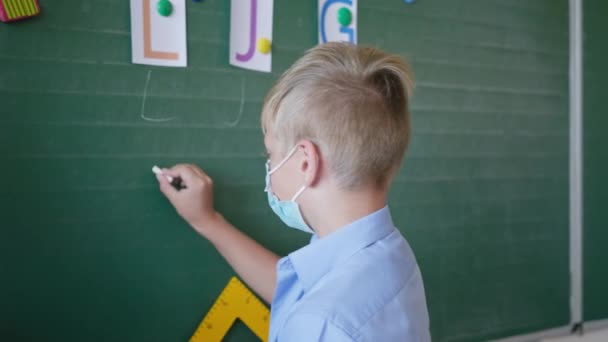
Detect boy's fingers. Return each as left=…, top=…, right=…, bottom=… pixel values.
left=163, top=164, right=212, bottom=187
left=187, top=164, right=204, bottom=178
left=165, top=164, right=198, bottom=183
left=157, top=173, right=178, bottom=198
left=187, top=165, right=212, bottom=183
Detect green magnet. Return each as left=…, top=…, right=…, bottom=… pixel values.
left=337, top=7, right=352, bottom=27
left=157, top=0, right=173, bottom=17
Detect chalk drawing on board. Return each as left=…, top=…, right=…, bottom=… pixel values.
left=139, top=71, right=246, bottom=127
left=224, top=77, right=246, bottom=128
left=140, top=70, right=175, bottom=122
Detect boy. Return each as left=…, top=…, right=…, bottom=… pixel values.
left=156, top=42, right=431, bottom=341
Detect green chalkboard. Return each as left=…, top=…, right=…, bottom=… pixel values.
left=583, top=0, right=608, bottom=324
left=0, top=1, right=570, bottom=341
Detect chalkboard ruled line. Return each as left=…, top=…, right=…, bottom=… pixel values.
left=404, top=155, right=567, bottom=161
left=0, top=52, right=249, bottom=73
left=0, top=151, right=566, bottom=160
left=0, top=87, right=256, bottom=103
left=1, top=121, right=263, bottom=129
left=394, top=178, right=568, bottom=188
left=0, top=53, right=567, bottom=77
left=0, top=61, right=562, bottom=88
left=419, top=176, right=562, bottom=187
left=369, top=33, right=566, bottom=58
left=488, top=0, right=556, bottom=13
left=413, top=107, right=565, bottom=116
left=0, top=93, right=565, bottom=118
left=362, top=7, right=565, bottom=39
left=0, top=55, right=101, bottom=65
left=0, top=120, right=566, bottom=137
left=414, top=129, right=567, bottom=137
left=418, top=82, right=565, bottom=97
left=409, top=58, right=567, bottom=76
left=0, top=182, right=266, bottom=193
left=363, top=0, right=552, bottom=14
left=0, top=56, right=274, bottom=82
left=390, top=194, right=565, bottom=205
left=1, top=209, right=267, bottom=224
left=0, top=154, right=265, bottom=159
left=446, top=236, right=568, bottom=247
left=39, top=24, right=130, bottom=36
left=422, top=38, right=568, bottom=57
left=0, top=84, right=563, bottom=100
left=1, top=182, right=264, bottom=191
left=414, top=104, right=565, bottom=117
left=406, top=153, right=566, bottom=159
left=13, top=115, right=547, bottom=131
left=393, top=175, right=566, bottom=182
left=390, top=199, right=565, bottom=210
left=37, top=10, right=229, bottom=36
left=438, top=324, right=534, bottom=342
left=419, top=218, right=563, bottom=235
left=0, top=188, right=563, bottom=208
left=0, top=174, right=567, bottom=188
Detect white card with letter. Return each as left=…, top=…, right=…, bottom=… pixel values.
left=130, top=0, right=188, bottom=67
left=230, top=0, right=274, bottom=72
left=319, top=0, right=357, bottom=44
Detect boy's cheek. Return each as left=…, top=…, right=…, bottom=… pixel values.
left=272, top=174, right=296, bottom=201
left=271, top=177, right=288, bottom=201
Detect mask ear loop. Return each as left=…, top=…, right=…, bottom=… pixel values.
left=268, top=145, right=299, bottom=175
left=291, top=185, right=307, bottom=202
left=267, top=144, right=307, bottom=202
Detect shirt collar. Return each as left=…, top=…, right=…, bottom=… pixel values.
left=287, top=206, right=395, bottom=292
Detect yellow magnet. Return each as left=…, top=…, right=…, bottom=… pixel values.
left=257, top=38, right=272, bottom=55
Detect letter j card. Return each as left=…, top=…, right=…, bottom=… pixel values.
left=230, top=0, right=274, bottom=72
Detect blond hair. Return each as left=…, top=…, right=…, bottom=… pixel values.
left=261, top=42, right=414, bottom=190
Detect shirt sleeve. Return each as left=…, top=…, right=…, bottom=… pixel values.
left=278, top=312, right=355, bottom=342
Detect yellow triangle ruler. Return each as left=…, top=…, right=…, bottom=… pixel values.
left=190, top=277, right=270, bottom=342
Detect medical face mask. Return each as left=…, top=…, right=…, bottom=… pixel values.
left=264, top=146, right=313, bottom=234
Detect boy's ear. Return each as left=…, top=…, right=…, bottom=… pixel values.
left=298, top=140, right=322, bottom=187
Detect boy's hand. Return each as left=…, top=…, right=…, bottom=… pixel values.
left=155, top=164, right=279, bottom=304
left=156, top=164, right=219, bottom=236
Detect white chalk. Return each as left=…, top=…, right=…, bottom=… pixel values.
left=152, top=165, right=173, bottom=182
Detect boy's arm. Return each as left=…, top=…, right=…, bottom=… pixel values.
left=198, top=213, right=279, bottom=303
left=156, top=164, right=279, bottom=304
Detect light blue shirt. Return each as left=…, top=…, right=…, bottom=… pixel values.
left=268, top=206, right=431, bottom=341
